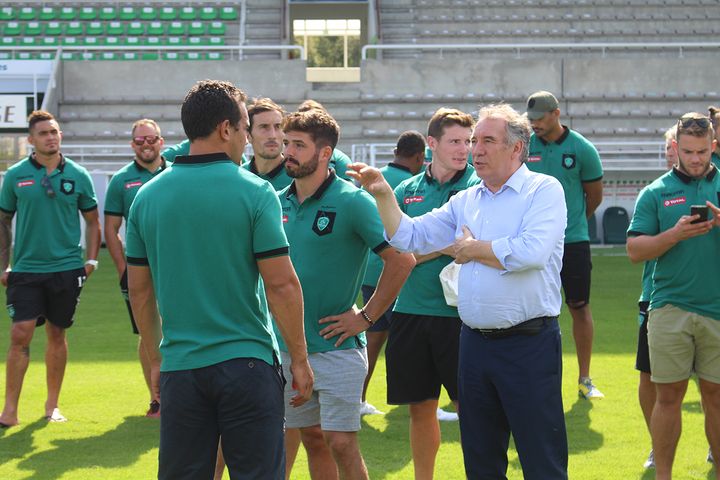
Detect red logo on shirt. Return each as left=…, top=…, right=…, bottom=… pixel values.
left=17, top=180, right=35, bottom=187
left=125, top=181, right=143, bottom=189
left=663, top=197, right=686, bottom=207
left=527, top=155, right=542, bottom=163
left=404, top=196, right=424, bottom=205
left=282, top=214, right=289, bottom=223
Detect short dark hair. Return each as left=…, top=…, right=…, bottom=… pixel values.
left=395, top=130, right=426, bottom=157
left=282, top=110, right=339, bottom=150
left=297, top=99, right=326, bottom=113
left=248, top=97, right=285, bottom=132
left=27, top=110, right=56, bottom=132
left=181, top=80, right=247, bottom=141
left=427, top=108, right=473, bottom=140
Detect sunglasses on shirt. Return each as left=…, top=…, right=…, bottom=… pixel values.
left=41, top=175, right=55, bottom=198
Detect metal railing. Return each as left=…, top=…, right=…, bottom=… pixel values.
left=361, top=42, right=720, bottom=60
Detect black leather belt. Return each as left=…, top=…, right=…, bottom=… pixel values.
left=472, top=316, right=557, bottom=339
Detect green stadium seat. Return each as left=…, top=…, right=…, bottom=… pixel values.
left=79, top=7, right=97, bottom=21
left=119, top=7, right=136, bottom=21
left=99, top=52, right=117, bottom=61
left=188, top=22, right=205, bottom=36
left=208, top=37, right=225, bottom=46
left=0, top=52, right=11, bottom=60
left=162, top=52, right=182, bottom=60
left=40, top=37, right=58, bottom=47
left=59, top=7, right=76, bottom=21
left=166, top=37, right=185, bottom=46
left=185, top=52, right=202, bottom=60
left=200, top=7, right=217, bottom=20
left=3, top=22, right=21, bottom=36
left=602, top=207, right=630, bottom=244
left=38, top=52, right=55, bottom=60
left=188, top=37, right=207, bottom=46
left=82, top=37, right=100, bottom=46
left=103, top=37, right=121, bottom=46
left=24, top=22, right=42, bottom=36
left=15, top=52, right=33, bottom=60
left=146, top=37, right=162, bottom=46
left=127, top=22, right=144, bottom=36
left=167, top=22, right=185, bottom=35
left=206, top=52, right=223, bottom=60
left=139, top=7, right=157, bottom=20
left=147, top=22, right=164, bottom=35
left=1, top=37, right=17, bottom=47
left=159, top=7, right=177, bottom=21
left=179, top=7, right=197, bottom=20
left=39, top=7, right=56, bottom=21
left=141, top=52, right=160, bottom=61
left=208, top=22, right=226, bottom=35
left=0, top=7, right=14, bottom=21
left=123, top=37, right=141, bottom=46
left=19, top=37, right=36, bottom=46
left=220, top=7, right=238, bottom=21
left=106, top=22, right=123, bottom=36
left=121, top=52, right=139, bottom=60
left=61, top=37, right=79, bottom=46
left=588, top=213, right=601, bottom=245
left=99, top=7, right=117, bottom=20
left=60, top=51, right=77, bottom=60
left=65, top=22, right=82, bottom=36
left=86, top=22, right=103, bottom=36
left=80, top=52, right=96, bottom=61
left=18, top=7, right=35, bottom=20
left=45, top=22, right=62, bottom=35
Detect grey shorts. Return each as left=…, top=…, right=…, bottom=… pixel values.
left=281, top=347, right=368, bottom=432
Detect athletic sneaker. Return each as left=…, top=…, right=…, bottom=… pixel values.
left=146, top=400, right=160, bottom=418
left=359, top=401, right=383, bottom=416
left=578, top=378, right=605, bottom=399
left=436, top=408, right=459, bottom=422
left=708, top=448, right=714, bottom=464
left=643, top=450, right=655, bottom=469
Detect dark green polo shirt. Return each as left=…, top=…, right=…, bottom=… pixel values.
left=241, top=156, right=292, bottom=191
left=712, top=152, right=720, bottom=169
left=125, top=153, right=290, bottom=372
left=628, top=167, right=720, bottom=320
left=393, top=164, right=480, bottom=317
left=0, top=155, right=97, bottom=273
left=330, top=148, right=352, bottom=181
left=363, top=163, right=415, bottom=288
left=163, top=139, right=247, bottom=164
left=278, top=172, right=389, bottom=353
left=104, top=159, right=169, bottom=220
left=527, top=126, right=603, bottom=243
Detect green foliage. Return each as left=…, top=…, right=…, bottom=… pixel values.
left=0, top=248, right=715, bottom=479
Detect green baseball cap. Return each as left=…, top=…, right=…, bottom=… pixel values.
left=526, top=91, right=559, bottom=120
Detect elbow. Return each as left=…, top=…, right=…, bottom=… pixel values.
left=265, top=276, right=303, bottom=303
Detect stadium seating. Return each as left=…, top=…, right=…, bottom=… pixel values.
left=602, top=207, right=630, bottom=244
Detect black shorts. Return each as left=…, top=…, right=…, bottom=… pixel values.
left=385, top=312, right=461, bottom=404
left=6, top=268, right=86, bottom=329
left=635, top=301, right=651, bottom=374
left=361, top=284, right=392, bottom=332
left=120, top=268, right=139, bottom=334
left=561, top=241, right=592, bottom=306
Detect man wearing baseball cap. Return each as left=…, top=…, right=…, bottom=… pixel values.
left=525, top=91, right=605, bottom=400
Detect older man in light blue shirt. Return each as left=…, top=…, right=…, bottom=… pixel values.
left=348, top=104, right=568, bottom=480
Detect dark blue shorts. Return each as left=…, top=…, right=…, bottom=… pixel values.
left=159, top=357, right=286, bottom=480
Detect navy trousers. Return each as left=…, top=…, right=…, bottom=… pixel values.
left=458, top=321, right=568, bottom=480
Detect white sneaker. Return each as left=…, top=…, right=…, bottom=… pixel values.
left=643, top=449, right=655, bottom=469
left=436, top=408, right=458, bottom=421
left=359, top=401, right=383, bottom=416
left=708, top=448, right=714, bottom=464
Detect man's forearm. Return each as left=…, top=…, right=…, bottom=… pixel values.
left=85, top=219, right=101, bottom=261
left=469, top=240, right=503, bottom=270
left=0, top=214, right=13, bottom=270
left=375, top=191, right=404, bottom=239
left=363, top=251, right=414, bottom=321
left=128, top=266, right=162, bottom=364
left=266, top=278, right=308, bottom=363
left=104, top=225, right=126, bottom=275
left=626, top=231, right=677, bottom=263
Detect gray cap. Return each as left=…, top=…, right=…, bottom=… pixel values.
left=526, top=91, right=559, bottom=120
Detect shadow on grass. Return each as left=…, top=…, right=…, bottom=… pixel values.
left=566, top=398, right=604, bottom=454
left=16, top=416, right=157, bottom=480
left=682, top=400, right=702, bottom=414
left=0, top=419, right=47, bottom=462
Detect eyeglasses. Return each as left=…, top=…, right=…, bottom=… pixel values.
left=132, top=135, right=161, bottom=146
left=41, top=175, right=55, bottom=198
left=678, top=115, right=711, bottom=130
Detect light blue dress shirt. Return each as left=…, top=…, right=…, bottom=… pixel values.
left=388, top=164, right=567, bottom=329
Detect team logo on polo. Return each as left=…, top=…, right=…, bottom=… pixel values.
left=312, top=210, right=336, bottom=236
left=561, top=154, right=576, bottom=169
left=60, top=179, right=75, bottom=195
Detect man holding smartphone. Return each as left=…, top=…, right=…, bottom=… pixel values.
left=627, top=112, right=720, bottom=479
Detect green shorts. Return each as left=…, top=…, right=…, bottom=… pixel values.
left=648, top=304, right=720, bottom=384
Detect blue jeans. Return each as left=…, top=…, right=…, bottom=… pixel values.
left=458, top=320, right=568, bottom=480
left=159, top=357, right=285, bottom=480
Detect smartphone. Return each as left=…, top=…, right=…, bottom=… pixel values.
left=690, top=205, right=709, bottom=224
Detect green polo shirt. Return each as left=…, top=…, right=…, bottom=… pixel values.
left=527, top=126, right=603, bottom=243
left=712, top=151, right=720, bottom=169
left=330, top=148, right=352, bottom=181
left=125, top=153, right=290, bottom=372
left=0, top=155, right=97, bottom=273
left=241, top=156, right=292, bottom=191
left=278, top=172, right=389, bottom=353
left=628, top=166, right=720, bottom=320
left=393, top=164, right=480, bottom=317
left=104, top=159, right=169, bottom=220
left=163, top=140, right=247, bottom=164
left=363, top=163, right=415, bottom=288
